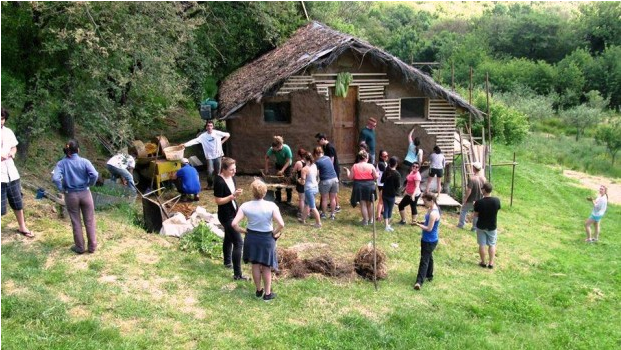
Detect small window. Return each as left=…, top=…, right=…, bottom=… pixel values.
left=264, top=101, right=291, bottom=123
left=401, top=98, right=426, bottom=119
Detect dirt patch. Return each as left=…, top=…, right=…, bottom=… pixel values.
left=563, top=170, right=621, bottom=205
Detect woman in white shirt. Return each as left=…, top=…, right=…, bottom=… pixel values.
left=584, top=185, right=608, bottom=242
left=425, top=145, right=446, bottom=194
left=232, top=179, right=285, bottom=301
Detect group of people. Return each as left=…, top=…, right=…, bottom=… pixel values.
left=2, top=107, right=612, bottom=298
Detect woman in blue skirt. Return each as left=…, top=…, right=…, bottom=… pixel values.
left=232, top=179, right=285, bottom=301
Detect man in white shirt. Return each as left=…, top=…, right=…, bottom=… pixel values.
left=1, top=108, right=33, bottom=238
left=106, top=151, right=137, bottom=194
left=184, top=120, right=230, bottom=189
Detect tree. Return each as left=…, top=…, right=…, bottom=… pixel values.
left=595, top=117, right=621, bottom=166
left=578, top=2, right=621, bottom=54
left=561, top=91, right=608, bottom=140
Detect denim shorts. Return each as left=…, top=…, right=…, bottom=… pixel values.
left=589, top=214, right=603, bottom=222
left=304, top=189, right=318, bottom=209
left=476, top=228, right=497, bottom=246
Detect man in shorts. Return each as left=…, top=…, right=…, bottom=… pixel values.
left=1, top=108, right=33, bottom=238
left=473, top=182, right=501, bottom=269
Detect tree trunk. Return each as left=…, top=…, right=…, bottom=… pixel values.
left=59, top=111, right=75, bottom=138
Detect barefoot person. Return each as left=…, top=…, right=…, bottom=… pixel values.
left=413, top=193, right=441, bottom=290
left=1, top=108, right=33, bottom=238
left=585, top=185, right=608, bottom=242
left=473, top=182, right=501, bottom=268
left=232, top=179, right=285, bottom=301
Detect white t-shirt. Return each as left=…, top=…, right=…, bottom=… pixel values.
left=592, top=195, right=608, bottom=217
left=240, top=199, right=278, bottom=232
left=1, top=126, right=20, bottom=183
left=185, top=129, right=230, bottom=159
left=107, top=153, right=136, bottom=170
left=429, top=153, right=446, bottom=170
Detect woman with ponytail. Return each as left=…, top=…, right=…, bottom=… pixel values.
left=585, top=185, right=608, bottom=242
left=52, top=139, right=99, bottom=254
left=413, top=192, right=441, bottom=290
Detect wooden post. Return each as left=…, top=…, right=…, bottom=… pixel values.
left=469, top=67, right=473, bottom=131
left=451, top=61, right=455, bottom=91
left=300, top=1, right=309, bottom=20
left=510, top=152, right=516, bottom=207
left=486, top=72, right=492, bottom=181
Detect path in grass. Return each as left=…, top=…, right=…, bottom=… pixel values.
left=564, top=169, right=621, bottom=204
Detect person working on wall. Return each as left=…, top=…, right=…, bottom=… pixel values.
left=264, top=135, right=293, bottom=203
left=106, top=150, right=137, bottom=194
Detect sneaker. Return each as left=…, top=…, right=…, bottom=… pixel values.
left=479, top=262, right=487, bottom=268
left=320, top=213, right=327, bottom=219
left=330, top=214, right=336, bottom=220
left=385, top=226, right=394, bottom=232
left=456, top=225, right=464, bottom=229
left=263, top=292, right=277, bottom=301
left=398, top=220, right=407, bottom=225
left=255, top=289, right=264, bottom=298
left=311, top=223, right=322, bottom=229
left=234, top=275, right=250, bottom=281
left=224, top=263, right=233, bottom=269
left=334, top=206, right=341, bottom=213
left=70, top=246, right=85, bottom=255
left=487, top=264, right=494, bottom=269
left=297, top=217, right=306, bottom=224
left=414, top=283, right=421, bottom=290
left=360, top=220, right=368, bottom=226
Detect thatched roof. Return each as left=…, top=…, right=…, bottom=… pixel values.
left=217, top=21, right=482, bottom=119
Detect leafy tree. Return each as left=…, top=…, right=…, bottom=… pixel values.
left=578, top=2, right=621, bottom=54
left=494, top=85, right=557, bottom=126
left=561, top=91, right=609, bottom=140
left=586, top=46, right=621, bottom=109
left=595, top=117, right=621, bottom=166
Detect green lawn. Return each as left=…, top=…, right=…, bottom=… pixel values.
left=2, top=144, right=620, bottom=349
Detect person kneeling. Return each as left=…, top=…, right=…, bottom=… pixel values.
left=174, top=158, right=201, bottom=202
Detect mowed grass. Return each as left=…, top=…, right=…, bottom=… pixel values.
left=2, top=144, right=620, bottom=349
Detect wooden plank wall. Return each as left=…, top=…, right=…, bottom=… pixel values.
left=277, top=75, right=457, bottom=162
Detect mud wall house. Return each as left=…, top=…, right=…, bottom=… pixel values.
left=216, top=22, right=482, bottom=174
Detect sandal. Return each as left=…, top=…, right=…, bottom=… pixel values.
left=479, top=262, right=487, bottom=268
left=18, top=230, right=34, bottom=238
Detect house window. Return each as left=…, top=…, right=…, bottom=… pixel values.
left=264, top=101, right=291, bottom=123
left=400, top=98, right=426, bottom=119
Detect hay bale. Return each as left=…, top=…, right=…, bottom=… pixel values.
left=304, top=256, right=336, bottom=276
left=277, top=247, right=298, bottom=270
left=353, top=245, right=388, bottom=280
left=289, top=260, right=309, bottom=278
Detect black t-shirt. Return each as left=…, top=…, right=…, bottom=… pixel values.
left=474, top=196, right=501, bottom=230
left=323, top=143, right=340, bottom=177
left=380, top=169, right=401, bottom=198
left=213, top=175, right=238, bottom=222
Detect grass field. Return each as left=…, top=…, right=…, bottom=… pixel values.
left=2, top=143, right=620, bottom=349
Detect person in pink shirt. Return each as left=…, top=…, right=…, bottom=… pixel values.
left=398, top=162, right=422, bottom=225
left=343, top=150, right=377, bottom=226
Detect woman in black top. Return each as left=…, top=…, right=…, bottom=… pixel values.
left=291, top=148, right=307, bottom=220
left=213, top=157, right=248, bottom=280
left=380, top=156, right=402, bottom=232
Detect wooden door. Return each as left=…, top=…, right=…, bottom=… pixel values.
left=331, top=86, right=358, bottom=164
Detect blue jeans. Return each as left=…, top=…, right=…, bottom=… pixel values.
left=458, top=202, right=477, bottom=230
left=382, top=195, right=396, bottom=219
left=106, top=164, right=136, bottom=194
left=206, top=157, right=222, bottom=188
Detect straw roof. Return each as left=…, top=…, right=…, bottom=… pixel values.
left=217, top=21, right=482, bottom=119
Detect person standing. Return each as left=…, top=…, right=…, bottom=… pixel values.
left=184, top=120, right=230, bottom=190
left=343, top=150, right=377, bottom=226
left=359, top=117, right=377, bottom=164
left=584, top=185, right=608, bottom=242
left=299, top=153, right=321, bottom=228
left=399, top=129, right=423, bottom=189
left=398, top=162, right=422, bottom=225
left=380, top=156, right=401, bottom=232
left=264, top=136, right=293, bottom=203
left=232, top=179, right=285, bottom=301
left=313, top=146, right=339, bottom=220
left=174, top=158, right=201, bottom=202
left=375, top=150, right=389, bottom=222
left=473, top=182, right=501, bottom=268
left=52, top=139, right=99, bottom=254
left=425, top=145, right=446, bottom=194
left=106, top=151, right=137, bottom=194
left=1, top=108, right=33, bottom=238
left=413, top=193, right=441, bottom=290
left=457, top=162, right=486, bottom=230
left=213, top=157, right=248, bottom=280
left=315, top=133, right=341, bottom=213
left=291, top=148, right=307, bottom=219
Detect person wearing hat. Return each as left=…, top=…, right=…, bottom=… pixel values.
left=174, top=158, right=201, bottom=202
left=359, top=117, right=377, bottom=164
left=106, top=150, right=137, bottom=194
left=457, top=161, right=487, bottom=230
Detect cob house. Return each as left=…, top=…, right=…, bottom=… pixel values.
left=217, top=21, right=483, bottom=181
